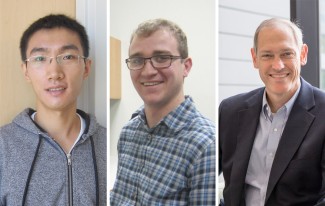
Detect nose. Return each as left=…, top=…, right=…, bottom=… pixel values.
left=141, top=59, right=157, bottom=75
left=272, top=56, right=285, bottom=70
left=47, top=57, right=64, bottom=80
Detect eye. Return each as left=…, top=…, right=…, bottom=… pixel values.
left=281, top=52, right=295, bottom=59
left=260, top=54, right=273, bottom=60
left=32, top=56, right=47, bottom=62
left=62, top=54, right=77, bottom=60
left=153, top=55, right=171, bottom=63
left=129, top=57, right=143, bottom=65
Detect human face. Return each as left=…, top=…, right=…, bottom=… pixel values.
left=129, top=30, right=192, bottom=110
left=251, top=25, right=308, bottom=101
left=22, top=28, right=91, bottom=112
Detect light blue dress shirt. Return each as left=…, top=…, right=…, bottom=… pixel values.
left=245, top=85, right=301, bottom=206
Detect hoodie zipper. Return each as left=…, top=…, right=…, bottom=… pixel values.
left=67, top=153, right=73, bottom=206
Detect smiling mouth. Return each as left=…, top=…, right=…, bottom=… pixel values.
left=270, top=73, right=289, bottom=78
left=47, top=87, right=66, bottom=92
left=142, top=82, right=161, bottom=86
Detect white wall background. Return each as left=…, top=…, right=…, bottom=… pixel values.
left=76, top=0, right=107, bottom=126
left=218, top=0, right=290, bottom=200
left=219, top=0, right=290, bottom=103
left=110, top=0, right=216, bottom=190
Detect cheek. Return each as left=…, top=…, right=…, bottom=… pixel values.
left=130, top=72, right=140, bottom=83
left=73, top=75, right=85, bottom=89
left=65, top=72, right=85, bottom=92
left=288, top=60, right=300, bottom=74
left=28, top=74, right=45, bottom=88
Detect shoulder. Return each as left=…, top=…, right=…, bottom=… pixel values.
left=80, top=110, right=106, bottom=134
left=220, top=87, right=264, bottom=106
left=0, top=121, right=17, bottom=134
left=174, top=97, right=215, bottom=141
left=297, top=79, right=325, bottom=108
left=187, top=110, right=215, bottom=136
left=219, top=87, right=264, bottom=112
left=120, top=106, right=145, bottom=130
left=0, top=108, right=34, bottom=140
left=174, top=103, right=215, bottom=152
left=86, top=113, right=107, bottom=143
left=0, top=123, right=19, bottom=147
left=311, top=86, right=325, bottom=101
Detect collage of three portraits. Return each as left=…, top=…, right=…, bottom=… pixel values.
left=1, top=0, right=325, bottom=205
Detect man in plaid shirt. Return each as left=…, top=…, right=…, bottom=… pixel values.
left=110, top=18, right=216, bottom=205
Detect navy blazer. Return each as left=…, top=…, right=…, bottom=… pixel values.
left=219, top=78, right=325, bottom=206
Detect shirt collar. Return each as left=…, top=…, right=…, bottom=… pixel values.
left=134, top=95, right=195, bottom=132
left=262, top=84, right=301, bottom=120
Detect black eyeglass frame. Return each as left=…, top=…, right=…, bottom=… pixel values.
left=125, top=55, right=183, bottom=70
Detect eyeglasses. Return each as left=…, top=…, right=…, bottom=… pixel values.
left=25, top=53, right=87, bottom=69
left=125, top=55, right=183, bottom=70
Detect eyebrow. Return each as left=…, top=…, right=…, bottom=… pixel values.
left=29, top=44, right=80, bottom=56
left=29, top=47, right=48, bottom=56
left=60, top=44, right=80, bottom=53
left=259, top=49, right=295, bottom=54
left=129, top=50, right=172, bottom=58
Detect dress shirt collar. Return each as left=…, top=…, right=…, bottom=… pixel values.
left=132, top=95, right=196, bottom=132
left=262, top=84, right=301, bottom=120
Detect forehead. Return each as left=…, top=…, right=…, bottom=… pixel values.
left=257, top=25, right=297, bottom=50
left=26, top=28, right=83, bottom=54
left=129, top=29, right=179, bottom=56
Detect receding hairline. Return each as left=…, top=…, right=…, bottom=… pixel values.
left=253, top=18, right=303, bottom=53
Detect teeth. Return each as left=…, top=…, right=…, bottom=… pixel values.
left=271, top=74, right=288, bottom=78
left=143, top=82, right=160, bottom=86
left=48, top=87, right=64, bottom=91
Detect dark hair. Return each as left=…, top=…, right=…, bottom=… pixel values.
left=20, top=14, right=89, bottom=61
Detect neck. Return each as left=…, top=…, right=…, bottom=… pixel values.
left=266, top=86, right=299, bottom=113
left=34, top=106, right=81, bottom=153
left=266, top=79, right=301, bottom=113
left=145, top=95, right=185, bottom=128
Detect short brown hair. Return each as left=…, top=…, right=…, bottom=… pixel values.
left=130, top=18, right=188, bottom=58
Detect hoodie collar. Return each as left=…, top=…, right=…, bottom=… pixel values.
left=13, top=108, right=99, bottom=141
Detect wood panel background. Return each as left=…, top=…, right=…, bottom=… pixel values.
left=0, top=0, right=75, bottom=125
left=110, top=36, right=121, bottom=100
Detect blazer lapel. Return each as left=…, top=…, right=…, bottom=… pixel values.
left=265, top=79, right=316, bottom=202
left=230, top=89, right=264, bottom=206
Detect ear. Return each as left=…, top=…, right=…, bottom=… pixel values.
left=251, top=48, right=259, bottom=69
left=21, top=62, right=31, bottom=82
left=183, top=57, right=192, bottom=77
left=300, top=44, right=308, bottom=66
left=83, top=59, right=92, bottom=79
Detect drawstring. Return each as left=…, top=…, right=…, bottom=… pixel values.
left=22, top=135, right=42, bottom=206
left=90, top=136, right=99, bottom=206
left=21, top=134, right=99, bottom=206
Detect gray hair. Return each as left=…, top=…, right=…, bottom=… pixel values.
left=253, top=18, right=304, bottom=53
left=130, top=18, right=188, bottom=58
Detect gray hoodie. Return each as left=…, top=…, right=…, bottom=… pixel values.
left=0, top=108, right=106, bottom=206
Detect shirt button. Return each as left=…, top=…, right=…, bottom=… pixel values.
left=274, top=128, right=278, bottom=132
left=132, top=191, right=137, bottom=200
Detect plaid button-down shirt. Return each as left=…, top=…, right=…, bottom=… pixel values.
left=110, top=96, right=216, bottom=205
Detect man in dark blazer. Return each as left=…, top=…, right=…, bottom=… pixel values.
left=219, top=18, right=325, bottom=205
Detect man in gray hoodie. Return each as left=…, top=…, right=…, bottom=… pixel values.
left=0, top=14, right=106, bottom=205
